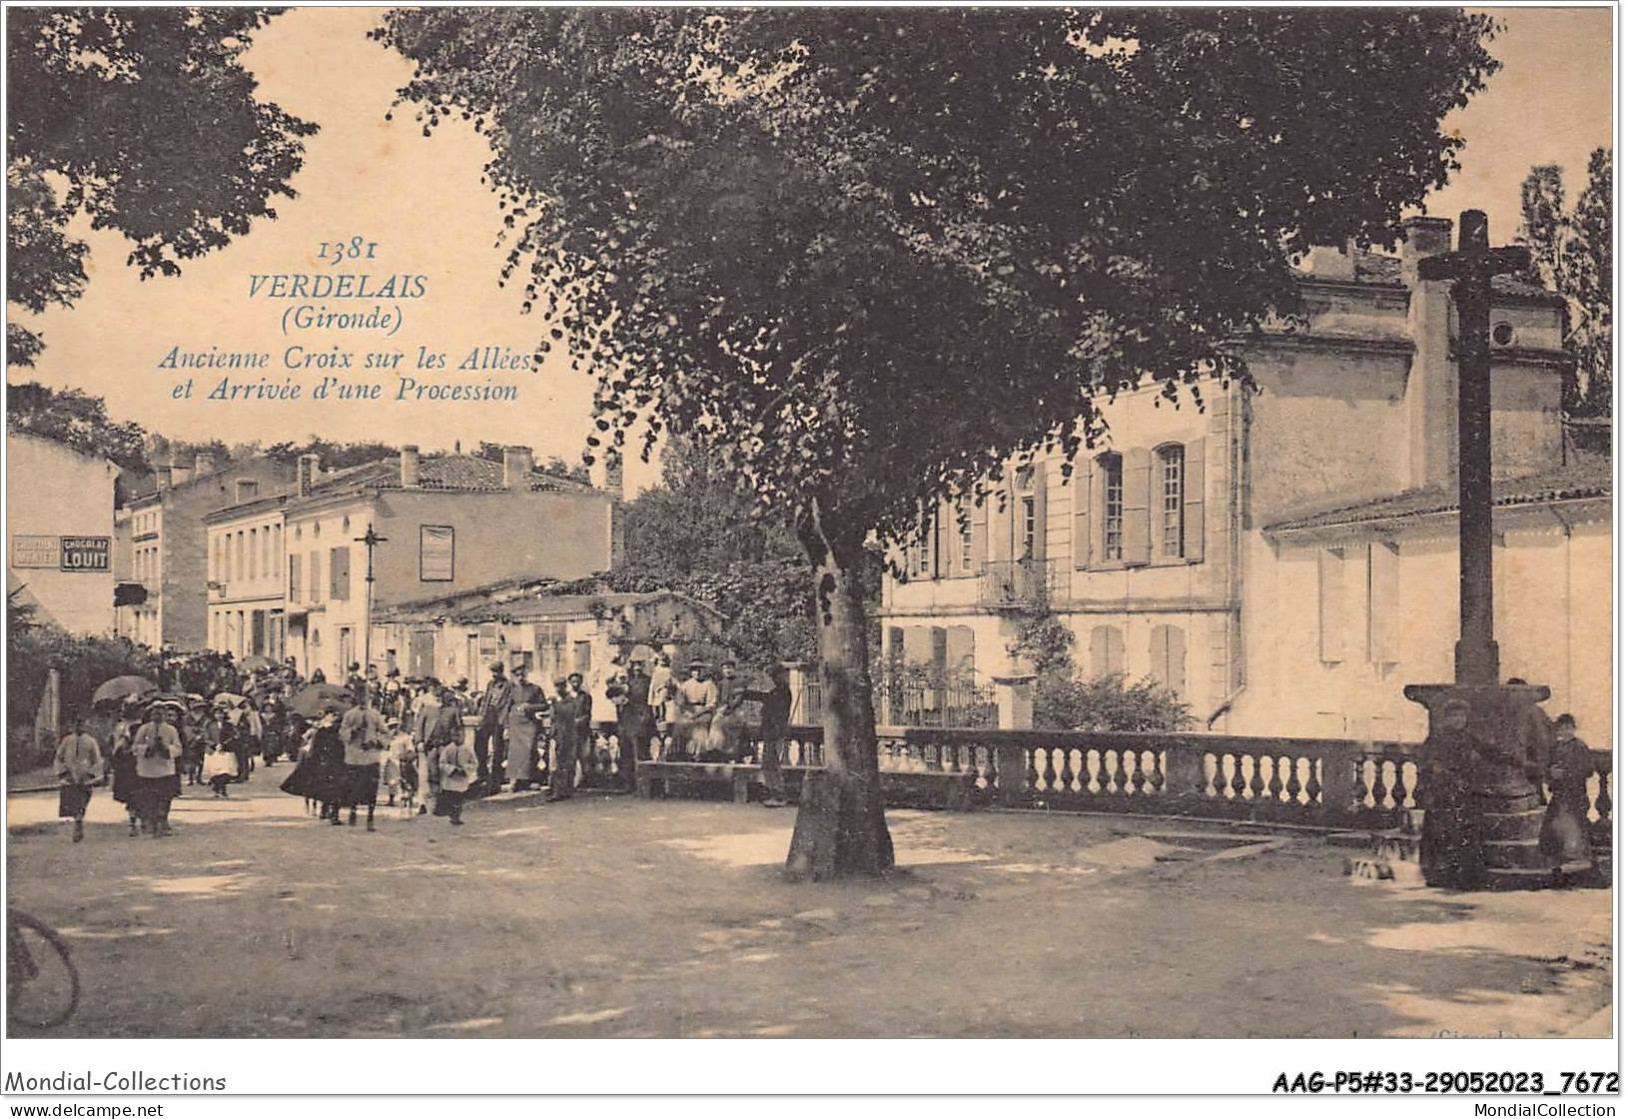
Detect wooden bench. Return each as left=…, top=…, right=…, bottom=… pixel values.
left=635, top=761, right=976, bottom=810
left=636, top=761, right=814, bottom=803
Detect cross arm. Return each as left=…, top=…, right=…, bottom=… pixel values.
left=1416, top=245, right=1531, bottom=283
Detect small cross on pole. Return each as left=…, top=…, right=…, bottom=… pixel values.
left=1415, top=211, right=1530, bottom=686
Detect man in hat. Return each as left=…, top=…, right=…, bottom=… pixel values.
left=741, top=663, right=793, bottom=807
left=547, top=673, right=585, bottom=800
left=474, top=661, right=515, bottom=794
left=606, top=653, right=654, bottom=791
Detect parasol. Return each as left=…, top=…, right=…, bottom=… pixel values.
left=288, top=683, right=355, bottom=719
left=91, top=676, right=159, bottom=707
left=212, top=693, right=249, bottom=708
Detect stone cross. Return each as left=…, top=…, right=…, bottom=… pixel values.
left=1415, top=211, right=1530, bottom=686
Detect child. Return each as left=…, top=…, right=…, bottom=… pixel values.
left=56, top=715, right=103, bottom=843
left=202, top=741, right=239, bottom=797
left=439, top=733, right=478, bottom=826
left=386, top=720, right=419, bottom=811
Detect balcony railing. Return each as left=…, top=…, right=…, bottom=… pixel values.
left=978, top=556, right=1066, bottom=609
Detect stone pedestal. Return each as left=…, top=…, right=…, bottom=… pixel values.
left=1404, top=682, right=1552, bottom=890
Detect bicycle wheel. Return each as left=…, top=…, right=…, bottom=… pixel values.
left=7, top=911, right=80, bottom=1030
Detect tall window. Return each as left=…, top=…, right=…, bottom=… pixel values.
left=1159, top=445, right=1185, bottom=558
left=1101, top=454, right=1124, bottom=562
left=958, top=514, right=973, bottom=574
left=912, top=513, right=932, bottom=578
left=1020, top=495, right=1037, bottom=560
left=248, top=528, right=258, bottom=580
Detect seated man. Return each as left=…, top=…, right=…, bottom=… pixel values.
left=672, top=662, right=718, bottom=761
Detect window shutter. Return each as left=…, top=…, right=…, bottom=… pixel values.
left=970, top=498, right=988, bottom=572
left=989, top=475, right=1013, bottom=566
left=1089, top=625, right=1125, bottom=678
left=1031, top=462, right=1048, bottom=563
left=1167, top=625, right=1186, bottom=698
left=309, top=550, right=322, bottom=602
left=1149, top=624, right=1187, bottom=697
left=937, top=499, right=954, bottom=579
left=1318, top=548, right=1346, bottom=663
left=288, top=554, right=302, bottom=600
left=330, top=546, right=350, bottom=601
left=1073, top=458, right=1093, bottom=570
left=1369, top=541, right=1399, bottom=663
left=1123, top=447, right=1153, bottom=566
left=1183, top=438, right=1206, bottom=563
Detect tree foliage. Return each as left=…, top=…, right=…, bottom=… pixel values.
left=1007, top=607, right=1189, bottom=732
left=7, top=7, right=317, bottom=365
left=6, top=381, right=151, bottom=476
left=1518, top=149, right=1613, bottom=416
left=605, top=435, right=881, bottom=668
left=378, top=8, right=1498, bottom=546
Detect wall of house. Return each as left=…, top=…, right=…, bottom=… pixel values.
left=1236, top=505, right=1611, bottom=749
left=6, top=434, right=118, bottom=635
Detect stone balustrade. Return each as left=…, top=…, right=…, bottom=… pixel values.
left=462, top=718, right=1612, bottom=843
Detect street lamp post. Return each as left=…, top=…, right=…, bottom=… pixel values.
left=355, top=525, right=388, bottom=676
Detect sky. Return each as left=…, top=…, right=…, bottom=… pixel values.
left=6, top=5, right=1615, bottom=495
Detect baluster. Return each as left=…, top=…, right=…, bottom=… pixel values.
left=1056, top=747, right=1075, bottom=794
left=1304, top=758, right=1322, bottom=806
left=1232, top=753, right=1250, bottom=800
left=1093, top=746, right=1111, bottom=795
left=1595, top=767, right=1612, bottom=827
left=1369, top=759, right=1390, bottom=812
left=1389, top=758, right=1408, bottom=811
left=1284, top=755, right=1303, bottom=805
left=1023, top=747, right=1039, bottom=794
left=1266, top=754, right=1284, bottom=803
left=1112, top=748, right=1130, bottom=797
left=1039, top=747, right=1057, bottom=793
left=1129, top=749, right=1147, bottom=796
left=1244, top=754, right=1264, bottom=801
left=1351, top=757, right=1370, bottom=809
left=1210, top=753, right=1228, bottom=798
left=947, top=744, right=963, bottom=775
left=1148, top=750, right=1165, bottom=795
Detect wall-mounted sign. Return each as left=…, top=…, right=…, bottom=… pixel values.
left=11, top=535, right=60, bottom=569
left=61, top=536, right=111, bottom=572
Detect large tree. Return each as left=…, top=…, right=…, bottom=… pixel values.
left=7, top=8, right=316, bottom=366
left=378, top=8, right=1499, bottom=876
left=1518, top=149, right=1613, bottom=415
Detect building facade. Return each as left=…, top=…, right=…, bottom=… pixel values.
left=203, top=492, right=290, bottom=662
left=279, top=447, right=617, bottom=682
left=113, top=453, right=297, bottom=652
left=8, top=432, right=119, bottom=635
left=880, top=216, right=1610, bottom=746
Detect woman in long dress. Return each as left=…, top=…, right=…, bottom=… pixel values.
left=1540, top=713, right=1597, bottom=883
left=109, top=710, right=142, bottom=837
left=1419, top=698, right=1485, bottom=890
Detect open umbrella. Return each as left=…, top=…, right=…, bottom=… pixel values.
left=91, top=675, right=158, bottom=707
left=288, top=683, right=355, bottom=719
left=241, top=655, right=276, bottom=672
left=212, top=692, right=249, bottom=708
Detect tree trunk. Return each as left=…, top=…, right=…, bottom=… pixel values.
left=786, top=502, right=894, bottom=880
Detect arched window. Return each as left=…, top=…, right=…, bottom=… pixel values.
left=1157, top=444, right=1185, bottom=558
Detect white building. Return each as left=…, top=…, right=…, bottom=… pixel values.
left=202, top=481, right=289, bottom=662
left=8, top=431, right=119, bottom=635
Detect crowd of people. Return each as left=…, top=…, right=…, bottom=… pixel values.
left=53, top=650, right=799, bottom=840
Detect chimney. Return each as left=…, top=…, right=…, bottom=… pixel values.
left=399, top=445, right=420, bottom=487
left=1400, top=215, right=1457, bottom=490
left=235, top=479, right=259, bottom=504
left=297, top=453, right=321, bottom=498
left=193, top=452, right=217, bottom=478
left=503, top=445, right=534, bottom=491
left=603, top=453, right=625, bottom=501
left=156, top=460, right=173, bottom=491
